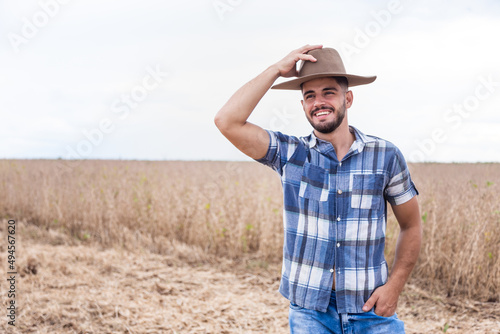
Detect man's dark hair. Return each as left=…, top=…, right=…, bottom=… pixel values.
left=332, top=76, right=348, bottom=92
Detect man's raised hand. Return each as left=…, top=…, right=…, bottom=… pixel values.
left=273, top=44, right=323, bottom=78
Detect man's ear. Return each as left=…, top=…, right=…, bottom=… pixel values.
left=345, top=90, right=353, bottom=108
left=301, top=99, right=304, bottom=110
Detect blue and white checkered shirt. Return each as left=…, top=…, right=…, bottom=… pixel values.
left=256, top=125, right=418, bottom=313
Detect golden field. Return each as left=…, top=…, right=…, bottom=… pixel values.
left=0, top=159, right=499, bottom=333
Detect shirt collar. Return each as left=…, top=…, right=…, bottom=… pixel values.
left=306, top=125, right=376, bottom=153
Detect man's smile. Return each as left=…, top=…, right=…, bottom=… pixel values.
left=312, top=107, right=334, bottom=120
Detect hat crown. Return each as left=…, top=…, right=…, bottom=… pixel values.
left=298, top=48, right=346, bottom=78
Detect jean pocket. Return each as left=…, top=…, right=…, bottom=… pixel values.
left=350, top=173, right=385, bottom=210
left=299, top=163, right=329, bottom=201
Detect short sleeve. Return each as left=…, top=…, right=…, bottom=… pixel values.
left=254, top=129, right=299, bottom=175
left=384, top=147, right=419, bottom=206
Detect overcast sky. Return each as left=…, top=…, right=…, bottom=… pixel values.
left=1, top=0, right=499, bottom=162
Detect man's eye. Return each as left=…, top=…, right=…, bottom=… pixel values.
left=325, top=91, right=334, bottom=95
left=305, top=95, right=313, bottom=99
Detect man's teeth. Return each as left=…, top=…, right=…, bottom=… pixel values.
left=315, top=111, right=330, bottom=116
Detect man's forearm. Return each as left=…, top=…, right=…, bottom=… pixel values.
left=362, top=211, right=421, bottom=316
left=214, top=65, right=280, bottom=131
left=387, top=221, right=422, bottom=293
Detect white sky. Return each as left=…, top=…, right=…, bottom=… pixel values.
left=1, top=0, right=499, bottom=162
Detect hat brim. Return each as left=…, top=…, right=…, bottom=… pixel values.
left=271, top=73, right=376, bottom=90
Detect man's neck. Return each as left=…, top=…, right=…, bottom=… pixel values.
left=313, top=123, right=355, bottom=162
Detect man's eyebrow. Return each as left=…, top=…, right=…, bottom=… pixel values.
left=303, top=87, right=339, bottom=96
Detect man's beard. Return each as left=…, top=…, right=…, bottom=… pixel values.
left=307, top=102, right=346, bottom=134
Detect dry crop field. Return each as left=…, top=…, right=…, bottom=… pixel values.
left=0, top=159, right=499, bottom=333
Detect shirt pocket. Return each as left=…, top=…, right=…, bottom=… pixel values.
left=289, top=302, right=305, bottom=310
left=350, top=173, right=385, bottom=210
left=299, top=163, right=329, bottom=202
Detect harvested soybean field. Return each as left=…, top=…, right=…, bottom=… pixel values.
left=0, top=160, right=499, bottom=333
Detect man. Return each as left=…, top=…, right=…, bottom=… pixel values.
left=214, top=45, right=421, bottom=333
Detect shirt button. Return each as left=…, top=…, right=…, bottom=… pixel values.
left=339, top=162, right=342, bottom=167
left=337, top=189, right=342, bottom=195
left=336, top=243, right=340, bottom=247
left=337, top=217, right=341, bottom=221
left=330, top=269, right=334, bottom=273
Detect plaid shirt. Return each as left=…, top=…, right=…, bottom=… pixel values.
left=256, top=126, right=418, bottom=313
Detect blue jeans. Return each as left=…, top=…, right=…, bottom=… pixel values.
left=289, top=291, right=405, bottom=334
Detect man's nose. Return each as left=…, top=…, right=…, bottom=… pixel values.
left=313, top=97, right=326, bottom=109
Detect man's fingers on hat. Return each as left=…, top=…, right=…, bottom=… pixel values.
left=297, top=54, right=317, bottom=62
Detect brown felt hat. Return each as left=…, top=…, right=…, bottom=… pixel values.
left=271, top=47, right=376, bottom=90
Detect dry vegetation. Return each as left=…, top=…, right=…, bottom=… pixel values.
left=0, top=159, right=499, bottom=333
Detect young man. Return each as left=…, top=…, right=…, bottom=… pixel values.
left=214, top=45, right=421, bottom=333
